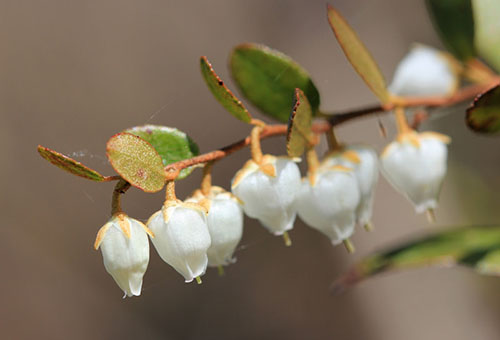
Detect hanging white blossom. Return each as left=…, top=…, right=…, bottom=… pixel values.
left=147, top=201, right=211, bottom=283
left=231, top=155, right=301, bottom=235
left=323, top=146, right=378, bottom=227
left=94, top=214, right=152, bottom=298
left=296, top=160, right=361, bottom=245
left=381, top=131, right=450, bottom=213
left=187, top=186, right=244, bottom=267
left=389, top=45, right=458, bottom=97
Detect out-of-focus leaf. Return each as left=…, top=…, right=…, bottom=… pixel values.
left=125, top=125, right=199, bottom=180
left=106, top=133, right=166, bottom=192
left=287, top=88, right=312, bottom=157
left=200, top=56, right=252, bottom=123
left=466, top=84, right=500, bottom=133
left=426, top=0, right=475, bottom=61
left=332, top=225, right=500, bottom=294
left=473, top=0, right=500, bottom=72
left=230, top=43, right=320, bottom=123
left=38, top=145, right=109, bottom=182
left=327, top=5, right=390, bottom=104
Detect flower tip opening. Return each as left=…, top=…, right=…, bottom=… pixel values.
left=426, top=209, right=436, bottom=224
left=343, top=238, right=355, bottom=253
left=283, top=231, right=292, bottom=247
left=364, top=221, right=374, bottom=232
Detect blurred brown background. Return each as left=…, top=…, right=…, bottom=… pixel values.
left=2, top=0, right=500, bottom=339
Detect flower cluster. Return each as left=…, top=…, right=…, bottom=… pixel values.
left=93, top=44, right=454, bottom=298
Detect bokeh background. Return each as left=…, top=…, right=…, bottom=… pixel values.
left=2, top=0, right=500, bottom=339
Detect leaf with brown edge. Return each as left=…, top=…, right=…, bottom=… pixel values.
left=331, top=225, right=500, bottom=295
left=326, top=4, right=390, bottom=104
left=287, top=88, right=312, bottom=157
left=200, top=56, right=252, bottom=123
left=38, top=145, right=111, bottom=182
left=466, top=84, right=500, bottom=134
left=106, top=133, right=166, bottom=193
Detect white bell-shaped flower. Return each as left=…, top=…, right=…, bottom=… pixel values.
left=94, top=214, right=152, bottom=297
left=147, top=200, right=211, bottom=283
left=231, top=155, right=301, bottom=235
left=296, top=161, right=361, bottom=245
left=381, top=131, right=451, bottom=213
left=389, top=45, right=458, bottom=97
left=323, top=146, right=378, bottom=227
left=187, top=186, right=244, bottom=267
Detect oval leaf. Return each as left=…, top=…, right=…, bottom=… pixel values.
left=332, top=225, right=500, bottom=294
left=200, top=56, right=252, bottom=123
left=466, top=84, right=500, bottom=133
left=472, top=0, right=500, bottom=72
left=426, top=0, right=475, bottom=61
left=230, top=43, right=320, bottom=123
left=327, top=5, right=390, bottom=104
left=106, top=133, right=166, bottom=192
left=287, top=88, right=312, bottom=157
left=125, top=125, right=200, bottom=180
left=38, top=145, right=108, bottom=182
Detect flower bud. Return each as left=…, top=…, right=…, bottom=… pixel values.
left=380, top=131, right=450, bottom=213
left=231, top=155, right=301, bottom=235
left=297, top=160, right=360, bottom=245
left=147, top=201, right=211, bottom=283
left=94, top=214, right=152, bottom=298
left=187, top=186, right=244, bottom=267
left=323, top=146, right=378, bottom=227
left=389, top=45, right=458, bottom=97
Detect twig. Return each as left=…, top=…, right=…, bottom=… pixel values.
left=163, top=81, right=496, bottom=180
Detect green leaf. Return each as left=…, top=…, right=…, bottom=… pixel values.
left=230, top=43, right=320, bottom=123
left=38, top=145, right=109, bottom=182
left=332, top=225, right=500, bottom=294
left=426, top=0, right=475, bottom=61
left=125, top=125, right=200, bottom=180
left=287, top=88, right=312, bottom=157
left=106, top=133, right=166, bottom=192
left=466, top=85, right=500, bottom=133
left=472, top=0, right=500, bottom=72
left=200, top=56, right=252, bottom=123
left=327, top=5, right=390, bottom=104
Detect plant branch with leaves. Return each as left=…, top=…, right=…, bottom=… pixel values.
left=38, top=1, right=500, bottom=297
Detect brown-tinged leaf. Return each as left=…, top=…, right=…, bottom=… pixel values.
left=332, top=225, right=500, bottom=295
left=327, top=5, right=390, bottom=104
left=466, top=84, right=500, bottom=133
left=106, top=133, right=166, bottom=192
left=200, top=56, right=252, bottom=123
left=287, top=88, right=312, bottom=157
left=38, top=145, right=109, bottom=182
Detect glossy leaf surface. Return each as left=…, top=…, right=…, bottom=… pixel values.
left=230, top=43, right=320, bottom=123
